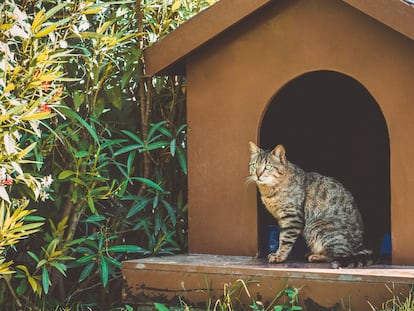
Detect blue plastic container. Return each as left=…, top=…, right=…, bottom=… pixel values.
left=263, top=224, right=308, bottom=259
left=380, top=232, right=391, bottom=257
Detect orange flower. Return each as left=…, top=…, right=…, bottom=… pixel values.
left=40, top=103, right=51, bottom=113
left=41, top=81, right=50, bottom=91
left=3, top=178, right=13, bottom=186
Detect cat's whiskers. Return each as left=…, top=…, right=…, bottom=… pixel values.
left=245, top=176, right=257, bottom=185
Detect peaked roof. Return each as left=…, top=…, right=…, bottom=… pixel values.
left=143, top=0, right=414, bottom=76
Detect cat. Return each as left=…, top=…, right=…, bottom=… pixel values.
left=248, top=142, right=372, bottom=268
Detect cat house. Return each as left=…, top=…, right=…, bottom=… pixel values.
left=143, top=0, right=414, bottom=264
left=122, top=0, right=414, bottom=307
left=145, top=0, right=414, bottom=264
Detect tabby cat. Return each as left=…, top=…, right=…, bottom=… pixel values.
left=248, top=142, right=372, bottom=268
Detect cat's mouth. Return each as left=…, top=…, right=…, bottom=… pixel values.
left=256, top=177, right=272, bottom=185
left=247, top=175, right=273, bottom=185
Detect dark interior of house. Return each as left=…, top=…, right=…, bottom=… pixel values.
left=259, top=70, right=390, bottom=262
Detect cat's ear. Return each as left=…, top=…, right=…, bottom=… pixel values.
left=271, top=144, right=287, bottom=165
left=249, top=141, right=261, bottom=155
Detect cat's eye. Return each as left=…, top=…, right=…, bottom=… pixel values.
left=265, top=164, right=273, bottom=170
left=250, top=162, right=257, bottom=169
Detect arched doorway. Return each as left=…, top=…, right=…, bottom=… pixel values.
left=259, top=70, right=390, bottom=261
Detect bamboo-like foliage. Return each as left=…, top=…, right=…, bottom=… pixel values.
left=0, top=0, right=216, bottom=309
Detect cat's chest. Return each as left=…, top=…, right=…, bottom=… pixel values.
left=261, top=190, right=304, bottom=217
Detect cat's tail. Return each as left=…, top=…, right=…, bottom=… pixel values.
left=331, top=249, right=374, bottom=269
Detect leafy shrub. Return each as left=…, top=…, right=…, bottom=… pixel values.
left=0, top=0, right=215, bottom=309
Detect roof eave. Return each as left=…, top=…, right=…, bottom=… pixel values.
left=144, top=0, right=414, bottom=77
left=143, top=0, right=273, bottom=76
left=343, top=0, right=414, bottom=42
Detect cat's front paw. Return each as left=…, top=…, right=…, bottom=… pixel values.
left=268, top=253, right=287, bottom=263
left=307, top=253, right=330, bottom=263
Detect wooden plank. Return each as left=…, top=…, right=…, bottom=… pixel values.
left=122, top=254, right=414, bottom=309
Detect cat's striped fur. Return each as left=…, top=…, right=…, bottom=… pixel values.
left=248, top=142, right=372, bottom=268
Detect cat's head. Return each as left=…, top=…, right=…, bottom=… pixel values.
left=248, top=142, right=288, bottom=186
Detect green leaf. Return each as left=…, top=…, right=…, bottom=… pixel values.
left=84, top=238, right=99, bottom=249
left=107, top=245, right=146, bottom=253
left=70, top=177, right=88, bottom=187
left=60, top=107, right=99, bottom=144
left=104, top=255, right=121, bottom=268
left=42, top=266, right=50, bottom=294
left=113, top=144, right=142, bottom=157
left=67, top=237, right=87, bottom=246
left=120, top=130, right=144, bottom=145
left=76, top=254, right=96, bottom=264
left=152, top=195, right=159, bottom=210
left=176, top=124, right=187, bottom=135
left=100, top=256, right=109, bottom=288
left=74, top=247, right=95, bottom=255
left=154, top=302, right=170, bottom=311
left=87, top=195, right=97, bottom=214
left=24, top=215, right=46, bottom=222
left=170, top=139, right=176, bottom=156
left=50, top=262, right=68, bottom=276
left=92, top=97, right=106, bottom=118
left=43, top=2, right=68, bottom=21
left=98, top=233, right=104, bottom=250
left=121, top=69, right=134, bottom=89
left=58, top=170, right=75, bottom=180
left=147, top=121, right=166, bottom=141
left=250, top=301, right=260, bottom=311
left=79, top=261, right=95, bottom=283
left=73, top=90, right=85, bottom=110
left=146, top=133, right=162, bottom=144
left=162, top=200, right=176, bottom=226
left=36, top=259, right=48, bottom=269
left=27, top=251, right=40, bottom=263
left=154, top=211, right=161, bottom=235
left=127, top=151, right=136, bottom=176
left=157, top=126, right=173, bottom=138
left=82, top=215, right=106, bottom=223
left=126, top=198, right=150, bottom=218
left=16, top=280, right=27, bottom=296
left=74, top=150, right=90, bottom=158
left=144, top=140, right=169, bottom=151
left=18, top=142, right=37, bottom=159
left=101, top=138, right=128, bottom=149
left=176, top=147, right=187, bottom=175
left=132, top=177, right=164, bottom=192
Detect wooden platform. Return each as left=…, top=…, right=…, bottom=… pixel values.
left=122, top=254, right=414, bottom=310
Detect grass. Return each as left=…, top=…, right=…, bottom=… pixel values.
left=368, top=284, right=414, bottom=311
left=153, top=278, right=302, bottom=311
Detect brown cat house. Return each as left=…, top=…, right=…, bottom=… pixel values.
left=123, top=0, right=414, bottom=308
